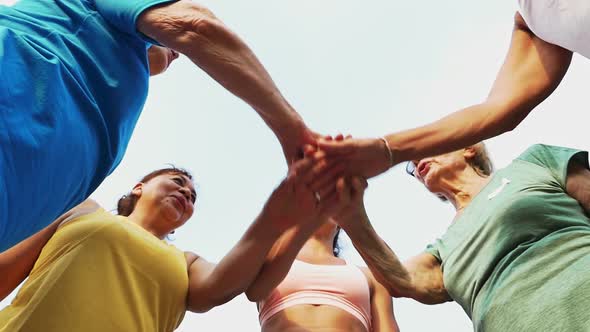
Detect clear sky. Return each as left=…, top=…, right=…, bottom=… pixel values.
left=2, top=0, right=590, bottom=331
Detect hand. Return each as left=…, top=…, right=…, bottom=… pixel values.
left=262, top=146, right=345, bottom=231
left=279, top=123, right=321, bottom=165
left=318, top=137, right=392, bottom=179
left=333, top=177, right=369, bottom=232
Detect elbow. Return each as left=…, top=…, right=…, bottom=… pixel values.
left=245, top=287, right=269, bottom=303
left=172, top=3, right=233, bottom=52
left=187, top=288, right=241, bottom=314
left=245, top=287, right=260, bottom=302
left=245, top=291, right=261, bottom=303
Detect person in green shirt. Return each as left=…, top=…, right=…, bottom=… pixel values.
left=337, top=143, right=590, bottom=331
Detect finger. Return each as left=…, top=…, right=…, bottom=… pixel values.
left=336, top=177, right=351, bottom=204
left=335, top=133, right=344, bottom=141
left=303, top=144, right=316, bottom=158
left=317, top=189, right=339, bottom=214
left=311, top=148, right=327, bottom=161
left=308, top=162, right=346, bottom=193
left=345, top=134, right=352, bottom=140
left=350, top=177, right=368, bottom=192
left=323, top=135, right=334, bottom=141
left=296, top=158, right=330, bottom=185
left=288, top=156, right=314, bottom=179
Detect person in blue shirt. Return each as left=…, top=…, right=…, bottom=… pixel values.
left=0, top=0, right=316, bottom=251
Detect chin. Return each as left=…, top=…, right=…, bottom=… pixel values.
left=149, top=63, right=169, bottom=76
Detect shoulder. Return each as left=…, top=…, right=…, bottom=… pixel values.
left=514, top=12, right=530, bottom=31
left=184, top=251, right=200, bottom=265
left=57, top=199, right=102, bottom=228
left=516, top=144, right=586, bottom=165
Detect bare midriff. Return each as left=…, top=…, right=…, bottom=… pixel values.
left=261, top=304, right=368, bottom=332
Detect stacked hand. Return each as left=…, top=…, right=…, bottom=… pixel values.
left=262, top=144, right=348, bottom=231
left=318, top=136, right=394, bottom=179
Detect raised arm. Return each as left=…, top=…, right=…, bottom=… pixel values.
left=320, top=12, right=573, bottom=178
left=137, top=1, right=314, bottom=163
left=184, top=152, right=346, bottom=312
left=0, top=200, right=99, bottom=301
left=337, top=188, right=450, bottom=304
left=244, top=175, right=355, bottom=302
left=244, top=221, right=318, bottom=302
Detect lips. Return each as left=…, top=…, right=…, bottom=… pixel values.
left=417, top=161, right=431, bottom=178
left=171, top=194, right=187, bottom=212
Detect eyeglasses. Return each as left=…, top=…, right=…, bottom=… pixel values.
left=405, top=161, right=417, bottom=177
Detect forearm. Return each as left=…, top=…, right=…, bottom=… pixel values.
left=386, top=19, right=572, bottom=165
left=138, top=1, right=304, bottom=139
left=191, top=212, right=284, bottom=310
left=385, top=101, right=515, bottom=164
left=0, top=219, right=61, bottom=300
left=245, top=220, right=319, bottom=301
left=345, top=214, right=414, bottom=297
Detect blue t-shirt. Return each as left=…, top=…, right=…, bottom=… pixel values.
left=0, top=0, right=176, bottom=251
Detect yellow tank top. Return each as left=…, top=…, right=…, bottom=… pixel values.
left=0, top=208, right=188, bottom=332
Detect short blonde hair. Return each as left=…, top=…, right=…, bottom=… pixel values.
left=468, top=142, right=494, bottom=177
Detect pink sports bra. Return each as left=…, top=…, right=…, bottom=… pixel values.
left=258, top=260, right=372, bottom=330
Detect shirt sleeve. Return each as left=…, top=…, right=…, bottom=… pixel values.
left=425, top=241, right=442, bottom=263
left=516, top=144, right=589, bottom=188
left=93, top=0, right=178, bottom=42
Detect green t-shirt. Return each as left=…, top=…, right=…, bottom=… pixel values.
left=426, top=144, right=590, bottom=331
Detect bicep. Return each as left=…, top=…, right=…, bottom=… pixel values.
left=566, top=161, right=590, bottom=214
left=404, top=253, right=450, bottom=304
left=485, top=13, right=572, bottom=131
left=186, top=255, right=217, bottom=313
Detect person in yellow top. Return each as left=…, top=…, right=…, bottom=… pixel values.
left=0, top=147, right=356, bottom=332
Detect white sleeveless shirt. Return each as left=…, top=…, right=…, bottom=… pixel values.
left=518, top=0, right=590, bottom=59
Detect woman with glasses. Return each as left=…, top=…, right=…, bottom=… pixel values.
left=337, top=143, right=590, bottom=331
left=318, top=3, right=588, bottom=179
left=0, top=149, right=352, bottom=331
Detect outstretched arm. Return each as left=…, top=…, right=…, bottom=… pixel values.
left=244, top=174, right=354, bottom=302
left=185, top=152, right=345, bottom=312
left=320, top=12, right=573, bottom=178
left=137, top=1, right=315, bottom=163
left=337, top=187, right=450, bottom=304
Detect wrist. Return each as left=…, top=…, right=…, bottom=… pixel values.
left=254, top=97, right=302, bottom=138
left=378, top=137, right=395, bottom=169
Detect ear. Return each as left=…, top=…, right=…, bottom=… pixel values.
left=463, top=146, right=477, bottom=160
left=131, top=183, right=143, bottom=198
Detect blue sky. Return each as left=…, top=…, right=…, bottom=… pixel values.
left=3, top=0, right=590, bottom=331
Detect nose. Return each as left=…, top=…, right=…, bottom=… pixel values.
left=179, top=186, right=192, bottom=204
left=406, top=160, right=419, bottom=177
left=170, top=49, right=179, bottom=60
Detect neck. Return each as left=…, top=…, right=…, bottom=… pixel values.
left=297, top=225, right=337, bottom=261
left=439, top=169, right=491, bottom=212
left=127, top=208, right=169, bottom=240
